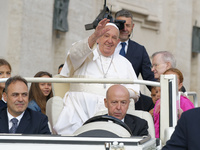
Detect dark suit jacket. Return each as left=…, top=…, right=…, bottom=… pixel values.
left=163, top=108, right=200, bottom=150
left=0, top=107, right=51, bottom=134
left=0, top=100, right=7, bottom=108
left=135, top=94, right=155, bottom=111
left=125, top=39, right=155, bottom=82
left=125, top=40, right=155, bottom=110
left=124, top=114, right=148, bottom=136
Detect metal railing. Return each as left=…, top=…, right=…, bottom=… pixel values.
left=0, top=77, right=160, bottom=86
left=0, top=75, right=197, bottom=147
left=184, top=91, right=198, bottom=107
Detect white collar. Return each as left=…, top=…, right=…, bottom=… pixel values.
left=119, top=39, right=129, bottom=46
left=7, top=109, right=25, bottom=125
left=1, top=96, right=7, bottom=103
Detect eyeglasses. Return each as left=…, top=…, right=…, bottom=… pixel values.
left=151, top=64, right=159, bottom=69
left=151, top=63, right=166, bottom=69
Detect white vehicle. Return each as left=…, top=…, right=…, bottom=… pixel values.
left=0, top=75, right=197, bottom=150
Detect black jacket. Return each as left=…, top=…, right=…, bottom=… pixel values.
left=0, top=107, right=51, bottom=134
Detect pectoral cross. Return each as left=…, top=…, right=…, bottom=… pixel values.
left=99, top=54, right=114, bottom=89
left=104, top=75, right=106, bottom=89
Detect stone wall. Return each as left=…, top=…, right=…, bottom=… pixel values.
left=0, top=0, right=54, bottom=77
left=191, top=0, right=200, bottom=104
left=0, top=0, right=199, bottom=99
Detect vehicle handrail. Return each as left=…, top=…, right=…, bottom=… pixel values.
left=184, top=91, right=198, bottom=107
left=0, top=77, right=160, bottom=86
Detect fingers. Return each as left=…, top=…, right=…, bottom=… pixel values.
left=88, top=19, right=110, bottom=48
left=95, top=18, right=109, bottom=32
left=94, top=18, right=110, bottom=38
left=98, top=18, right=110, bottom=28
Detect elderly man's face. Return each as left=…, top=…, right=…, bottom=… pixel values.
left=3, top=81, right=28, bottom=117
left=151, top=54, right=170, bottom=79
left=104, top=85, right=130, bottom=120
left=97, top=25, right=120, bottom=57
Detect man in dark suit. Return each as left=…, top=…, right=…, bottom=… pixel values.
left=163, top=108, right=200, bottom=150
left=115, top=9, right=155, bottom=87
left=115, top=9, right=155, bottom=111
left=104, top=84, right=148, bottom=136
left=0, top=76, right=51, bottom=134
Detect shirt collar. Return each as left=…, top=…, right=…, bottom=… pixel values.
left=7, top=109, right=25, bottom=125
left=118, top=39, right=129, bottom=47
left=93, top=46, right=100, bottom=61
left=1, top=96, right=7, bottom=103
left=115, top=39, right=129, bottom=55
left=122, top=39, right=129, bottom=45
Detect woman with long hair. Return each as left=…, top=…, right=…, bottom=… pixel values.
left=28, top=71, right=53, bottom=114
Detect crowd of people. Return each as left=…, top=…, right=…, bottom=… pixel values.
left=0, top=9, right=197, bottom=149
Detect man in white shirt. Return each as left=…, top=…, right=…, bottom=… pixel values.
left=0, top=76, right=51, bottom=134
left=54, top=18, right=140, bottom=135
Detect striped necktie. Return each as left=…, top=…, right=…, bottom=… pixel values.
left=9, top=118, right=18, bottom=133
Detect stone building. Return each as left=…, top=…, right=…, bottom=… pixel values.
left=0, top=0, right=199, bottom=100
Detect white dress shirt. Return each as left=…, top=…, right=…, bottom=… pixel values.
left=114, top=40, right=129, bottom=55
left=7, top=109, right=24, bottom=130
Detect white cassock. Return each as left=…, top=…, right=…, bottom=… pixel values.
left=53, top=38, right=140, bottom=135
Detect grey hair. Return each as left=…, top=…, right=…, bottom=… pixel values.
left=115, top=9, right=133, bottom=22
left=152, top=51, right=176, bottom=67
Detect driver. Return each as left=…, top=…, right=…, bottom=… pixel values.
left=104, top=84, right=148, bottom=136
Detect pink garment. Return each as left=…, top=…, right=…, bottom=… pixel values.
left=154, top=95, right=195, bottom=138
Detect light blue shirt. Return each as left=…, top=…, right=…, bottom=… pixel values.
left=28, top=100, right=41, bottom=112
